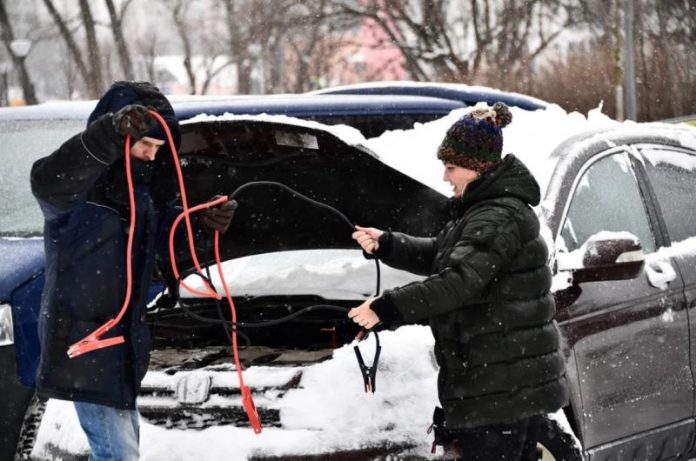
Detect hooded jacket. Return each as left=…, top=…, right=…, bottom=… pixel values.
left=372, top=154, right=568, bottom=429
left=30, top=82, right=182, bottom=409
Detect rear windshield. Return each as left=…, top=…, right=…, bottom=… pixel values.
left=0, top=119, right=83, bottom=237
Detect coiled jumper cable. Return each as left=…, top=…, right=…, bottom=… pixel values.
left=177, top=181, right=382, bottom=394
left=67, top=112, right=382, bottom=432
left=66, top=132, right=137, bottom=359
left=65, top=111, right=262, bottom=433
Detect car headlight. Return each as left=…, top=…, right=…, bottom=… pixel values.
left=0, top=303, right=14, bottom=346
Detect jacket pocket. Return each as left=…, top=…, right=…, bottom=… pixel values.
left=66, top=319, right=129, bottom=396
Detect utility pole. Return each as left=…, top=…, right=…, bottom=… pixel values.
left=623, top=0, right=637, bottom=120
left=614, top=0, right=624, bottom=121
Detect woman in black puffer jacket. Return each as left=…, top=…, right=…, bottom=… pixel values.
left=350, top=103, right=568, bottom=461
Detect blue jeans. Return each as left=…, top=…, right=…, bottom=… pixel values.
left=74, top=401, right=140, bottom=461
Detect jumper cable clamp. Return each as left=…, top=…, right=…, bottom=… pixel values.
left=67, top=320, right=125, bottom=358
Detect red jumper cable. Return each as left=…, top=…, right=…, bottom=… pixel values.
left=67, top=110, right=262, bottom=433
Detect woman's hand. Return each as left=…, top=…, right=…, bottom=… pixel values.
left=348, top=298, right=381, bottom=329
left=352, top=225, right=384, bottom=255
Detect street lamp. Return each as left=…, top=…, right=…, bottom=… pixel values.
left=9, top=39, right=32, bottom=60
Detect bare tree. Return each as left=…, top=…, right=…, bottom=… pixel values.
left=221, top=0, right=259, bottom=94
left=0, top=0, right=38, bottom=104
left=78, top=0, right=105, bottom=93
left=135, top=29, right=159, bottom=83
left=534, top=0, right=696, bottom=121
left=634, top=0, right=696, bottom=120
left=105, top=0, right=135, bottom=80
left=330, top=0, right=582, bottom=87
left=154, top=0, right=233, bottom=95
left=41, top=0, right=100, bottom=97
left=163, top=0, right=196, bottom=94
left=281, top=1, right=360, bottom=93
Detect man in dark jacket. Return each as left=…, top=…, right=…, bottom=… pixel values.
left=350, top=103, right=568, bottom=460
left=30, top=81, right=235, bottom=460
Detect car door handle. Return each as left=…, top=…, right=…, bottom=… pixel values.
left=646, top=260, right=677, bottom=289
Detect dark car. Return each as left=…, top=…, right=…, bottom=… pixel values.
left=661, top=114, right=696, bottom=126
left=4, top=91, right=696, bottom=460
left=539, top=124, right=696, bottom=460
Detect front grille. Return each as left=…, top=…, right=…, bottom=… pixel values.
left=138, top=346, right=328, bottom=430
left=139, top=402, right=281, bottom=429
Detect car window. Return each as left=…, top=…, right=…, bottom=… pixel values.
left=560, top=152, right=655, bottom=253
left=640, top=147, right=696, bottom=243
left=0, top=119, right=83, bottom=237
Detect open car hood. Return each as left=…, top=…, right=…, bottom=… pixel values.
left=164, top=119, right=448, bottom=267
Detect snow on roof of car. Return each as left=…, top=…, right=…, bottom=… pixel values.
left=363, top=103, right=621, bottom=196
left=365, top=104, right=696, bottom=198
left=309, top=80, right=551, bottom=110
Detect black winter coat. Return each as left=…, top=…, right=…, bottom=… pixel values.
left=374, top=155, right=568, bottom=429
left=30, top=114, right=180, bottom=409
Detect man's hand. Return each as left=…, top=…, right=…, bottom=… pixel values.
left=352, top=225, right=384, bottom=255
left=348, top=298, right=381, bottom=330
left=201, top=197, right=238, bottom=233
left=112, top=104, right=156, bottom=140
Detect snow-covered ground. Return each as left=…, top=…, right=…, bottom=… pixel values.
left=30, top=98, right=696, bottom=459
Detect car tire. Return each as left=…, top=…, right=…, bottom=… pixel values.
left=535, top=414, right=584, bottom=461
left=14, top=394, right=46, bottom=461
left=0, top=344, right=36, bottom=461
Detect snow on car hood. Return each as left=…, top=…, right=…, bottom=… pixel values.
left=183, top=112, right=368, bottom=151
left=180, top=249, right=422, bottom=300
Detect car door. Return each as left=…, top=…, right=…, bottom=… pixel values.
left=553, top=147, right=693, bottom=460
left=637, top=144, right=696, bottom=438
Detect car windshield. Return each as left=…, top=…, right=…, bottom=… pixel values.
left=0, top=119, right=83, bottom=237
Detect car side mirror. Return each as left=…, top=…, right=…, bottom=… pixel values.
left=557, top=234, right=645, bottom=284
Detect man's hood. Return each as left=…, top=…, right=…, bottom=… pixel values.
left=88, top=81, right=181, bottom=151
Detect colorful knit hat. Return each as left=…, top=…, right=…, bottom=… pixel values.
left=436, top=102, right=513, bottom=171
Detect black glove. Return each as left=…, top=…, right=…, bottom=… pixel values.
left=112, top=104, right=156, bottom=140
left=129, top=81, right=171, bottom=113
left=201, top=197, right=238, bottom=234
